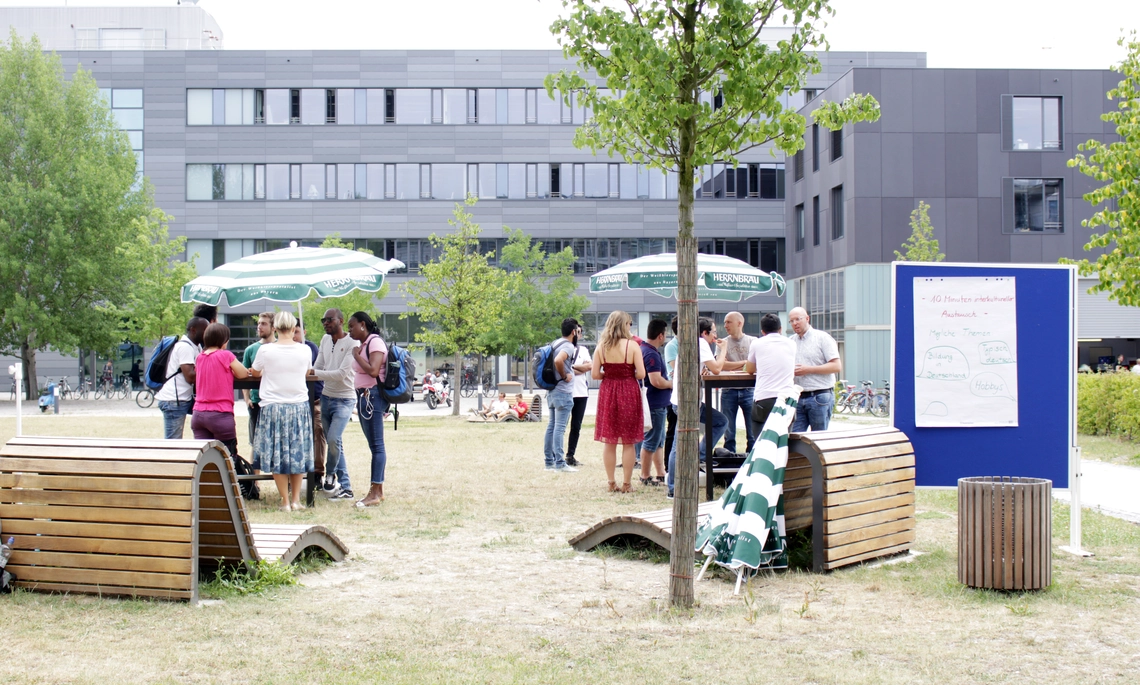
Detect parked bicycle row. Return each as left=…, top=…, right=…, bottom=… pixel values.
left=834, top=379, right=891, bottom=417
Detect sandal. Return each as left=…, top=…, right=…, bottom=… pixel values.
left=640, top=477, right=654, bottom=487
left=620, top=482, right=632, bottom=494
left=354, top=497, right=383, bottom=508
left=607, top=481, right=620, bottom=493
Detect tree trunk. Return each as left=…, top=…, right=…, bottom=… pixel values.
left=20, top=339, right=38, bottom=400
left=452, top=350, right=462, bottom=416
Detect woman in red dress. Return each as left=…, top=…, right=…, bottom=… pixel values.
left=592, top=310, right=646, bottom=492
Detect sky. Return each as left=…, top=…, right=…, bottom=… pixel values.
left=6, top=0, right=1140, bottom=70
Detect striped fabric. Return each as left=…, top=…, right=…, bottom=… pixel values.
left=181, top=246, right=405, bottom=306
left=589, top=253, right=785, bottom=302
left=695, top=387, right=801, bottom=572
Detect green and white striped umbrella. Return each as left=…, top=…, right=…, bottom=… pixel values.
left=181, top=245, right=405, bottom=307
left=695, top=387, right=801, bottom=579
left=589, top=253, right=785, bottom=302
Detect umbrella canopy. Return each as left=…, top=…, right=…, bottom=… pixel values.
left=181, top=246, right=405, bottom=307
left=695, top=386, right=801, bottom=581
left=588, top=253, right=786, bottom=302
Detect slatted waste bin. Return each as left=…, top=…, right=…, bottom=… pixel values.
left=958, top=476, right=1051, bottom=590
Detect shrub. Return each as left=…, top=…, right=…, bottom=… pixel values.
left=1077, top=372, right=1140, bottom=437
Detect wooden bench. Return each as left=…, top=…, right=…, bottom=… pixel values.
left=568, top=426, right=915, bottom=573
left=466, top=393, right=543, bottom=422
left=0, top=436, right=349, bottom=603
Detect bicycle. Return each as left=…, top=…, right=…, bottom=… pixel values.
left=93, top=376, right=113, bottom=399
left=136, top=386, right=155, bottom=408
left=114, top=375, right=131, bottom=400
left=74, top=377, right=91, bottom=400
left=871, top=381, right=891, bottom=418
left=56, top=376, right=74, bottom=401
left=834, top=380, right=854, bottom=414
left=842, top=380, right=878, bottom=414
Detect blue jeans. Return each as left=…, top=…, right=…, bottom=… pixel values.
left=356, top=386, right=387, bottom=484
left=721, top=387, right=756, bottom=453
left=158, top=400, right=194, bottom=439
left=791, top=391, right=834, bottom=432
left=636, top=407, right=668, bottom=454
left=544, top=391, right=574, bottom=468
left=667, top=403, right=727, bottom=495
left=320, top=395, right=355, bottom=491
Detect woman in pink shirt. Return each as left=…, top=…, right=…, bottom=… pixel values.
left=347, top=311, right=387, bottom=507
left=191, top=323, right=250, bottom=464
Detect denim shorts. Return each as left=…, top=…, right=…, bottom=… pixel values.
left=642, top=407, right=667, bottom=452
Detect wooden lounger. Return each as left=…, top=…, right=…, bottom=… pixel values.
left=568, top=502, right=719, bottom=551
left=0, top=436, right=349, bottom=603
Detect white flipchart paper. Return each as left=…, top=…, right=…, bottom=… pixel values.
left=913, top=277, right=1018, bottom=428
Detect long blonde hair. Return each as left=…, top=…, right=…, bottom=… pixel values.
left=598, top=310, right=633, bottom=351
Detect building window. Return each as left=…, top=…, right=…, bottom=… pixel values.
left=300, top=89, right=325, bottom=125
left=793, top=150, right=804, bottom=182
left=1004, top=178, right=1063, bottom=233
left=1003, top=96, right=1062, bottom=151
left=812, top=195, right=820, bottom=246
left=831, top=184, right=844, bottom=239
left=803, top=89, right=819, bottom=102
left=796, top=269, right=845, bottom=342
left=795, top=203, right=805, bottom=252
left=811, top=124, right=820, bottom=172
left=831, top=127, right=843, bottom=162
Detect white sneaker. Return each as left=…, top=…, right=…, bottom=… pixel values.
left=555, top=464, right=578, bottom=473
left=323, top=483, right=344, bottom=498
left=321, top=474, right=337, bottom=492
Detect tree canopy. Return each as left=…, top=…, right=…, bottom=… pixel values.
left=1067, top=32, right=1140, bottom=305
left=548, top=0, right=881, bottom=607
left=0, top=32, right=187, bottom=397
left=894, top=201, right=945, bottom=263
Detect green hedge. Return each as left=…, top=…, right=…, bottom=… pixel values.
left=1077, top=372, right=1140, bottom=436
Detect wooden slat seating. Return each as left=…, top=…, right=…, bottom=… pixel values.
left=0, top=436, right=348, bottom=603
left=568, top=426, right=915, bottom=573
left=466, top=393, right=543, bottom=422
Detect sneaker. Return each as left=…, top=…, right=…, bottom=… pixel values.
left=565, top=456, right=580, bottom=467
left=321, top=474, right=337, bottom=492
left=323, top=483, right=343, bottom=498
left=544, top=464, right=556, bottom=471
left=666, top=490, right=674, bottom=499
left=333, top=489, right=354, bottom=500
left=555, top=464, right=578, bottom=473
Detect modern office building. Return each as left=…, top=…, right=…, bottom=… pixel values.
left=785, top=67, right=1137, bottom=384
left=0, top=3, right=223, bottom=51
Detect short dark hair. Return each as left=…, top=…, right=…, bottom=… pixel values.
left=760, top=313, right=782, bottom=335
left=203, top=322, right=231, bottom=349
left=187, top=316, right=209, bottom=334
left=647, top=319, right=668, bottom=341
left=192, top=304, right=217, bottom=323
left=349, top=311, right=380, bottom=337
left=698, top=317, right=714, bottom=336
left=561, top=317, right=579, bottom=337
left=670, top=316, right=678, bottom=335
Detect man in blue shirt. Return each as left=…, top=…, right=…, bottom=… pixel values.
left=543, top=318, right=581, bottom=473
left=637, top=319, right=672, bottom=486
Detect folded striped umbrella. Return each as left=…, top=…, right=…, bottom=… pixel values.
left=181, top=245, right=405, bottom=307
left=589, top=253, right=785, bottom=302
left=695, top=387, right=801, bottom=587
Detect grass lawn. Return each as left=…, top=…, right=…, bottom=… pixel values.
left=0, top=414, right=1137, bottom=684
left=1077, top=432, right=1140, bottom=467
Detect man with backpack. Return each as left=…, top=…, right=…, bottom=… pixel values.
left=156, top=317, right=207, bottom=439
left=543, top=318, right=581, bottom=473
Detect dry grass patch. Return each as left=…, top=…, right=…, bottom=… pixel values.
left=0, top=415, right=1137, bottom=683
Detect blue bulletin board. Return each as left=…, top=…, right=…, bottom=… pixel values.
left=891, top=263, right=1076, bottom=487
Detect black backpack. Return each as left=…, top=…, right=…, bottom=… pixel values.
left=231, top=453, right=260, bottom=501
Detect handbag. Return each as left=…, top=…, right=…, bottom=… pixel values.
left=641, top=386, right=652, bottom=431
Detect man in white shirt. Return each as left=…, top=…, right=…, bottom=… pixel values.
left=156, top=317, right=207, bottom=439
left=744, top=313, right=797, bottom=436
left=312, top=308, right=359, bottom=500
left=666, top=317, right=728, bottom=498
left=721, top=311, right=757, bottom=454
left=789, top=307, right=841, bottom=432
left=565, top=325, right=593, bottom=467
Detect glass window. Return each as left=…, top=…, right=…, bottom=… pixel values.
left=264, top=89, right=289, bottom=125
left=793, top=149, right=804, bottom=181
left=366, top=89, right=385, bottom=124
left=338, top=164, right=355, bottom=199
left=1013, top=179, right=1063, bottom=232
left=113, top=109, right=143, bottom=130
left=300, top=89, right=325, bottom=125
left=395, top=89, right=431, bottom=124
left=638, top=165, right=651, bottom=199
left=812, top=195, right=820, bottom=246
left=525, top=89, right=538, bottom=124
left=795, top=204, right=805, bottom=251
left=337, top=89, right=355, bottom=124
left=127, top=130, right=143, bottom=150
left=355, top=164, right=367, bottom=199
left=537, top=163, right=550, bottom=198
left=212, top=89, right=225, bottom=125
left=301, top=164, right=325, bottom=200
left=812, top=124, right=820, bottom=172
left=442, top=89, right=467, bottom=124
left=507, top=89, right=526, bottom=124
left=242, top=88, right=255, bottom=125
left=536, top=88, right=560, bottom=124
left=326, top=165, right=337, bottom=199
left=290, top=164, right=301, bottom=199
left=478, top=89, right=497, bottom=124
left=608, top=164, right=619, bottom=198
left=831, top=185, right=844, bottom=239
left=496, top=163, right=509, bottom=198
left=619, top=164, right=637, bottom=199
left=432, top=164, right=466, bottom=199
left=420, top=165, right=431, bottom=198
left=573, top=164, right=585, bottom=197
left=112, top=89, right=142, bottom=109
left=355, top=89, right=367, bottom=124
left=395, top=164, right=419, bottom=199
left=583, top=164, right=608, bottom=198
left=384, top=164, right=396, bottom=198
left=266, top=164, right=289, bottom=200
left=431, top=89, right=443, bottom=124
left=211, top=164, right=225, bottom=200
left=508, top=163, right=526, bottom=199
left=242, top=164, right=255, bottom=200
left=255, top=164, right=265, bottom=199
left=187, top=89, right=212, bottom=125
left=225, top=89, right=243, bottom=125
left=573, top=89, right=587, bottom=125
left=1012, top=96, right=1062, bottom=150
left=367, top=164, right=384, bottom=199
left=480, top=164, right=497, bottom=199
left=224, top=164, right=242, bottom=200
left=496, top=89, right=509, bottom=123
left=467, top=89, right=478, bottom=124
left=186, top=164, right=213, bottom=200
left=831, top=127, right=843, bottom=161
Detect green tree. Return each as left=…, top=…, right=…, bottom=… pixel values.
left=117, top=209, right=199, bottom=343
left=480, top=227, right=589, bottom=360
left=1067, top=32, right=1140, bottom=305
left=549, top=0, right=881, bottom=607
left=0, top=32, right=181, bottom=398
left=894, top=201, right=945, bottom=262
left=297, top=233, right=390, bottom=343
left=403, top=197, right=507, bottom=415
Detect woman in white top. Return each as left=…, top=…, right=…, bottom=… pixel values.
left=250, top=311, right=314, bottom=511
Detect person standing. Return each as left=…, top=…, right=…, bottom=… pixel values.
left=242, top=312, right=275, bottom=459
left=788, top=307, right=841, bottom=432
left=666, top=316, right=728, bottom=499
left=543, top=318, right=581, bottom=473
left=347, top=311, right=388, bottom=507
left=638, top=319, right=672, bottom=487
left=744, top=313, right=797, bottom=435
left=156, top=317, right=207, bottom=439
left=662, top=316, right=679, bottom=465
left=293, top=324, right=326, bottom=488
left=592, top=311, right=646, bottom=492
left=564, top=325, right=592, bottom=467
left=191, top=323, right=250, bottom=460
left=720, top=311, right=756, bottom=455
left=250, top=312, right=313, bottom=511
left=312, top=308, right=357, bottom=501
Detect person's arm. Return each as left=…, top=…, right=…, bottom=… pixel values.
left=591, top=346, right=604, bottom=380
left=554, top=348, right=571, bottom=383
left=703, top=339, right=727, bottom=375
left=179, top=363, right=196, bottom=386
left=744, top=361, right=757, bottom=374
left=230, top=358, right=250, bottom=379
left=572, top=348, right=592, bottom=374
left=796, top=358, right=842, bottom=376
left=633, top=344, right=646, bottom=381
left=723, top=358, right=747, bottom=371
left=648, top=371, right=671, bottom=389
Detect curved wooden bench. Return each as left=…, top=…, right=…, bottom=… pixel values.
left=568, top=502, right=719, bottom=552
left=0, top=436, right=348, bottom=603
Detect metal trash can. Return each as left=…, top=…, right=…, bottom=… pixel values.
left=958, top=476, right=1052, bottom=590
